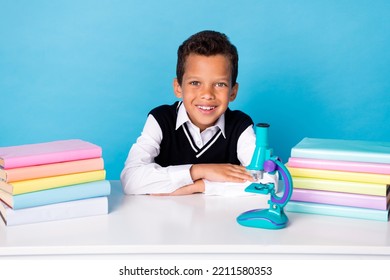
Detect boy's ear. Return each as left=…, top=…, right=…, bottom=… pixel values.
left=229, top=83, right=239, bottom=101
left=173, top=78, right=183, bottom=98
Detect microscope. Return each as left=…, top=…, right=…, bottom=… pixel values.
left=236, top=123, right=293, bottom=229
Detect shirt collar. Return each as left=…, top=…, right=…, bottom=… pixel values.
left=175, top=101, right=226, bottom=138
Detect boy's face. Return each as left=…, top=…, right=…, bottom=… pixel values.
left=173, top=54, right=238, bottom=132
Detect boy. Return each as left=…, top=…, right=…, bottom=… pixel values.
left=121, top=30, right=275, bottom=195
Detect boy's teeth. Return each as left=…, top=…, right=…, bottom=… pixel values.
left=198, top=106, right=215, bottom=111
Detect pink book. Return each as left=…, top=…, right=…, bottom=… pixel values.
left=287, top=157, right=390, bottom=175
left=291, top=188, right=390, bottom=210
left=0, top=139, right=102, bottom=169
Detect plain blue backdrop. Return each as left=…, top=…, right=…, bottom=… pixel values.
left=1, top=0, right=390, bottom=179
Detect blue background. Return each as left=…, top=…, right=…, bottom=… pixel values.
left=1, top=0, right=390, bottom=179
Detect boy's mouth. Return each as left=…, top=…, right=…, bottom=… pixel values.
left=197, top=105, right=216, bottom=111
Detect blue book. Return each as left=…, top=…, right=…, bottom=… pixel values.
left=285, top=201, right=389, bottom=222
left=291, top=137, right=390, bottom=164
left=0, top=180, right=111, bottom=210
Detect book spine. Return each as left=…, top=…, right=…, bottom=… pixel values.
left=0, top=169, right=6, bottom=181
left=285, top=201, right=389, bottom=221
left=292, top=177, right=388, bottom=196
left=12, top=180, right=111, bottom=209
left=9, top=170, right=106, bottom=195
left=3, top=148, right=102, bottom=169
left=290, top=148, right=390, bottom=164
left=2, top=158, right=104, bottom=182
left=288, top=166, right=390, bottom=184
left=4, top=196, right=108, bottom=226
left=287, top=157, right=390, bottom=174
left=291, top=188, right=388, bottom=210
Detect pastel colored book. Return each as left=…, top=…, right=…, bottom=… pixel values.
left=0, top=196, right=108, bottom=226
left=0, top=157, right=104, bottom=182
left=0, top=180, right=111, bottom=209
left=287, top=157, right=390, bottom=175
left=0, top=139, right=102, bottom=169
left=291, top=188, right=390, bottom=210
left=288, top=166, right=390, bottom=184
left=285, top=201, right=389, bottom=222
left=292, top=176, right=389, bottom=196
left=0, top=170, right=106, bottom=195
left=290, top=137, right=390, bottom=164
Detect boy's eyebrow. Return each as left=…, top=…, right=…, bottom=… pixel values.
left=183, top=75, right=231, bottom=81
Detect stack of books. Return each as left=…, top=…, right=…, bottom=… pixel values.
left=285, top=137, right=390, bottom=221
left=0, top=139, right=110, bottom=226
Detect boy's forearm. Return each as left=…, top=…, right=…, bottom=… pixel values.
left=169, top=179, right=205, bottom=195
left=189, top=164, right=205, bottom=181
left=192, top=179, right=205, bottom=193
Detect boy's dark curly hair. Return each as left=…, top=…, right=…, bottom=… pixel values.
left=176, top=30, right=239, bottom=86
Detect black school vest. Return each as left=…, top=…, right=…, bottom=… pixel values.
left=150, top=101, right=253, bottom=167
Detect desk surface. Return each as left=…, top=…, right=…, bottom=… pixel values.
left=1, top=181, right=390, bottom=259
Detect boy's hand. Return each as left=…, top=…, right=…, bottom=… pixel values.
left=190, top=163, right=255, bottom=183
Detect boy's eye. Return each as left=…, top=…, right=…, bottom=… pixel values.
left=189, top=81, right=200, bottom=86
left=215, top=82, right=228, bottom=87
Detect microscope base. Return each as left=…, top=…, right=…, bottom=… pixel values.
left=237, top=208, right=288, bottom=230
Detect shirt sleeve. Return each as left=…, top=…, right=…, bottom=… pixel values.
left=237, top=124, right=256, bottom=166
left=120, top=115, right=194, bottom=195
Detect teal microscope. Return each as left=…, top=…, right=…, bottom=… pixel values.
left=236, top=123, right=293, bottom=230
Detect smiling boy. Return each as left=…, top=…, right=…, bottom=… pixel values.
left=121, top=30, right=274, bottom=195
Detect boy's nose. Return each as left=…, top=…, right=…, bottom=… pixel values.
left=200, top=85, right=215, bottom=100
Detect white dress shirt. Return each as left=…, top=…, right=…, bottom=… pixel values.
left=120, top=104, right=276, bottom=196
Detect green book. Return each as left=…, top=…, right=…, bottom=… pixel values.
left=291, top=138, right=390, bottom=164
left=286, top=201, right=389, bottom=222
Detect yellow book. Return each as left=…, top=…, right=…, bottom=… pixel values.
left=292, top=176, right=388, bottom=196
left=0, top=170, right=106, bottom=195
left=288, top=166, right=390, bottom=184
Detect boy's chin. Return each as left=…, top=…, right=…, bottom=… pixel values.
left=195, top=119, right=220, bottom=131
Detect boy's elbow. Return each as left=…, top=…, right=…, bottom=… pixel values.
left=120, top=167, right=150, bottom=195
left=120, top=169, right=136, bottom=195
left=121, top=180, right=132, bottom=195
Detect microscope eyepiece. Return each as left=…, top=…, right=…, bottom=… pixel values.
left=256, top=123, right=270, bottom=128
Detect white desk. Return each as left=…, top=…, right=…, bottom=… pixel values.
left=1, top=180, right=390, bottom=259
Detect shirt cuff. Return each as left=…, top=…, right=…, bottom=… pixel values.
left=204, top=173, right=279, bottom=196
left=204, top=180, right=255, bottom=196
left=167, top=164, right=194, bottom=189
